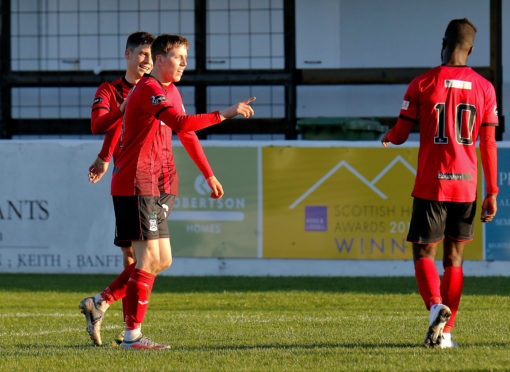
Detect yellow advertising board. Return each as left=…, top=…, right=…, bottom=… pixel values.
left=262, top=146, right=483, bottom=260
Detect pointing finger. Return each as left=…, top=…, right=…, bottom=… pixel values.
left=243, top=97, right=256, bottom=104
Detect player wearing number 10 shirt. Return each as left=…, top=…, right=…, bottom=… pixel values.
left=388, top=59, right=498, bottom=203
left=382, top=18, right=498, bottom=349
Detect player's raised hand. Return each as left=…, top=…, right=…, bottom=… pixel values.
left=219, top=97, right=256, bottom=120
left=481, top=194, right=497, bottom=223
left=88, top=157, right=110, bottom=183
left=207, top=176, right=224, bottom=199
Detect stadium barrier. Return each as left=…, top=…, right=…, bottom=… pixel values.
left=1, top=139, right=509, bottom=276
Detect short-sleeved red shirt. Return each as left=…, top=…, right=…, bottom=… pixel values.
left=388, top=66, right=498, bottom=202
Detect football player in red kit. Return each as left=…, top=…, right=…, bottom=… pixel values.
left=109, top=34, right=254, bottom=349
left=382, top=18, right=498, bottom=349
left=80, top=32, right=229, bottom=347
left=79, top=31, right=154, bottom=347
left=89, top=31, right=155, bottom=267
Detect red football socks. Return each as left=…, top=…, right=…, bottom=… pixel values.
left=100, top=263, right=136, bottom=305
left=124, top=268, right=155, bottom=330
left=414, top=257, right=442, bottom=310
left=441, top=266, right=463, bottom=333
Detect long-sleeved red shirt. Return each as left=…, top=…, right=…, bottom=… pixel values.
left=91, top=77, right=132, bottom=162
left=111, top=75, right=222, bottom=196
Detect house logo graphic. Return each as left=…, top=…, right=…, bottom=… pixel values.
left=194, top=174, right=212, bottom=195
left=290, top=155, right=416, bottom=209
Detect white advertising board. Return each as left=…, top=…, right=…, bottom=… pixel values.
left=0, top=140, right=120, bottom=274
left=3, top=140, right=510, bottom=277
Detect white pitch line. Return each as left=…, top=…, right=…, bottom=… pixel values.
left=0, top=324, right=122, bottom=338
left=0, top=312, right=83, bottom=318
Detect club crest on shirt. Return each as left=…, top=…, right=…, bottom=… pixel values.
left=401, top=100, right=410, bottom=110
left=93, top=97, right=102, bottom=105
left=148, top=214, right=158, bottom=231
left=151, top=95, right=166, bottom=105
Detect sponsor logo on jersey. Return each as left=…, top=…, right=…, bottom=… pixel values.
left=494, top=106, right=498, bottom=116
left=151, top=95, right=167, bottom=105
left=138, top=300, right=149, bottom=305
left=444, top=79, right=472, bottom=90
left=401, top=100, right=410, bottom=110
left=438, top=172, right=472, bottom=181
left=93, top=97, right=103, bottom=105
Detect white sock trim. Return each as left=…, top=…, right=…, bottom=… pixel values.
left=94, top=294, right=110, bottom=312
left=94, top=294, right=103, bottom=304
left=124, top=327, right=142, bottom=342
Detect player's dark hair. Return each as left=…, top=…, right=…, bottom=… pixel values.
left=443, top=18, right=477, bottom=50
left=151, top=34, right=189, bottom=63
left=125, top=31, right=155, bottom=51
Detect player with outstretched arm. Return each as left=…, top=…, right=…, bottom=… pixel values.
left=89, top=34, right=254, bottom=350
left=80, top=33, right=228, bottom=347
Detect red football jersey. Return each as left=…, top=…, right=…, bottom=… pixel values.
left=91, top=77, right=133, bottom=162
left=156, top=84, right=215, bottom=195
left=111, top=75, right=221, bottom=196
left=387, top=66, right=498, bottom=202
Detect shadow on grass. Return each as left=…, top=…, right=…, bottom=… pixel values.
left=0, top=274, right=509, bottom=296
left=3, top=342, right=419, bottom=352
left=173, top=342, right=420, bottom=351
left=8, top=341, right=510, bottom=352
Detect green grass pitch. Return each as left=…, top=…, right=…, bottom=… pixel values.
left=0, top=274, right=509, bottom=371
